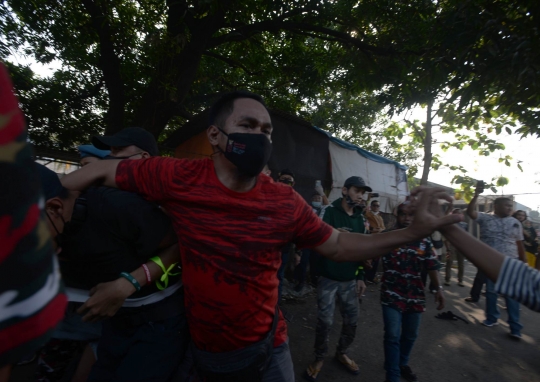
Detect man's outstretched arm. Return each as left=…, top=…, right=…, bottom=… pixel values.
left=315, top=187, right=461, bottom=262
left=61, top=159, right=122, bottom=190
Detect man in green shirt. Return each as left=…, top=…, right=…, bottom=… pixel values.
left=305, top=176, right=370, bottom=381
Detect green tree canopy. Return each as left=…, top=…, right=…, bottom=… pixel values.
left=1, top=0, right=538, bottom=161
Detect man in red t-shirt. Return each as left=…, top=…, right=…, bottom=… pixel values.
left=62, top=91, right=460, bottom=382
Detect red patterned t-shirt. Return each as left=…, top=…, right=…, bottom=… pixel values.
left=116, top=157, right=333, bottom=352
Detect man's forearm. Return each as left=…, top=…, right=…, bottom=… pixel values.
left=61, top=159, right=121, bottom=191
left=130, top=244, right=180, bottom=288
left=517, top=241, right=527, bottom=263
left=441, top=224, right=504, bottom=282
left=467, top=195, right=478, bottom=219
left=330, top=228, right=417, bottom=262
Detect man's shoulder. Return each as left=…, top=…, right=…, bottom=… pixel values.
left=87, top=187, right=165, bottom=218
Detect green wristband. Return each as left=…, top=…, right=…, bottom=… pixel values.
left=150, top=257, right=180, bottom=291
left=119, top=272, right=141, bottom=292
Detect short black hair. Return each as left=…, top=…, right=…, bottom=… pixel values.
left=371, top=200, right=379, bottom=206
left=494, top=197, right=512, bottom=206
left=512, top=210, right=527, bottom=219
left=278, top=168, right=295, bottom=179
left=208, top=90, right=267, bottom=129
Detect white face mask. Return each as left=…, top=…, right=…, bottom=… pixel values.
left=312, top=201, right=322, bottom=208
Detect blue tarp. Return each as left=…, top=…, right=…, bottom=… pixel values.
left=311, top=125, right=408, bottom=171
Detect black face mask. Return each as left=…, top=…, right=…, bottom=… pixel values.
left=344, top=194, right=365, bottom=211
left=218, top=128, right=272, bottom=177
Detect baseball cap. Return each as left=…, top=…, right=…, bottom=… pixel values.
left=92, top=127, right=159, bottom=156
left=343, top=176, right=372, bottom=192
left=279, top=168, right=295, bottom=179
left=35, top=163, right=67, bottom=200
left=78, top=144, right=110, bottom=159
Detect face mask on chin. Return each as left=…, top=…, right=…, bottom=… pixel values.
left=217, top=128, right=273, bottom=177
left=312, top=201, right=322, bottom=208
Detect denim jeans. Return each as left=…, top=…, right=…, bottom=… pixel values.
left=470, top=269, right=487, bottom=300
left=192, top=339, right=294, bottom=382
left=314, top=277, right=358, bottom=359
left=485, top=279, right=523, bottom=334
left=382, top=305, right=421, bottom=382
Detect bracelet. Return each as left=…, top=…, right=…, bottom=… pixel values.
left=150, top=256, right=180, bottom=291
left=141, top=264, right=152, bottom=284
left=119, top=272, right=141, bottom=292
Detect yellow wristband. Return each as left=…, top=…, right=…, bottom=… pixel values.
left=150, top=257, right=180, bottom=290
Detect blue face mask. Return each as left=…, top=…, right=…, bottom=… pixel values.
left=312, top=201, right=322, bottom=208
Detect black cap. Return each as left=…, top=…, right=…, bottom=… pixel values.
left=279, top=168, right=295, bottom=179
left=92, top=127, right=159, bottom=156
left=35, top=163, right=67, bottom=200
left=343, top=176, right=372, bottom=192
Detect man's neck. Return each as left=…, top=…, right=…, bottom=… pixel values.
left=213, top=155, right=258, bottom=192
left=341, top=198, right=354, bottom=216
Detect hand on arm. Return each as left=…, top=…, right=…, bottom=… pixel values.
left=78, top=240, right=180, bottom=322
left=427, top=269, right=445, bottom=310
left=61, top=159, right=122, bottom=191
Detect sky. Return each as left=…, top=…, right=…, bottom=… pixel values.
left=403, top=107, right=540, bottom=211
left=10, top=53, right=540, bottom=211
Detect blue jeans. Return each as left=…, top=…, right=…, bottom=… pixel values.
left=485, top=279, right=523, bottom=334
left=382, top=305, right=421, bottom=382
left=277, top=248, right=290, bottom=301
left=192, top=339, right=294, bottom=382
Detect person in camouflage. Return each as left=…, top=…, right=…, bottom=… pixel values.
left=0, top=63, right=67, bottom=380
left=380, top=203, right=445, bottom=382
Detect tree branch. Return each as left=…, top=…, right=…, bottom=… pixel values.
left=202, top=51, right=259, bottom=75
left=81, top=0, right=125, bottom=133
left=208, top=20, right=398, bottom=56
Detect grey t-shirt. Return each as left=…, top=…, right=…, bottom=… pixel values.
left=476, top=212, right=524, bottom=258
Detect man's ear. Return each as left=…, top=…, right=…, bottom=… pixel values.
left=341, top=186, right=348, bottom=196
left=207, top=125, right=221, bottom=147
left=141, top=152, right=151, bottom=159
left=45, top=197, right=64, bottom=220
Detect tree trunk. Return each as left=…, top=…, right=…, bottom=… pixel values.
left=420, top=99, right=433, bottom=186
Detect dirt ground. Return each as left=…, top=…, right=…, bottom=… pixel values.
left=284, top=262, right=540, bottom=382
left=9, top=261, right=540, bottom=382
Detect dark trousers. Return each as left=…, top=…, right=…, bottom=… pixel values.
left=277, top=249, right=290, bottom=301
left=470, top=269, right=487, bottom=300
left=365, top=257, right=380, bottom=283
left=293, top=249, right=311, bottom=287
left=89, top=292, right=188, bottom=382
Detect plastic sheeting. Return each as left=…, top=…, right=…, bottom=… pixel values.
left=328, top=141, right=409, bottom=213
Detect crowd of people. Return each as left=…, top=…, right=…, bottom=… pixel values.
left=2, top=62, right=540, bottom=382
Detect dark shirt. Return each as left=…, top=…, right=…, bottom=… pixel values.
left=60, top=186, right=175, bottom=298
left=317, top=198, right=366, bottom=281
left=381, top=232, right=439, bottom=313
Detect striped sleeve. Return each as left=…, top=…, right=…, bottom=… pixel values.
left=495, top=257, right=540, bottom=312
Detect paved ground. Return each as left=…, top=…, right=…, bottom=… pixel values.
left=9, top=261, right=540, bottom=382
left=285, top=262, right=540, bottom=382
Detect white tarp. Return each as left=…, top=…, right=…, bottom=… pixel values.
left=328, top=141, right=409, bottom=213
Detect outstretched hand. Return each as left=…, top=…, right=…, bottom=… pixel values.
left=406, top=187, right=462, bottom=238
